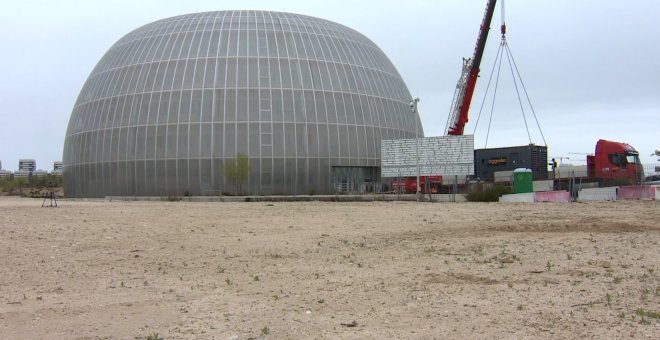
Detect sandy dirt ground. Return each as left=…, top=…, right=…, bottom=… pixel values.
left=0, top=197, right=658, bottom=339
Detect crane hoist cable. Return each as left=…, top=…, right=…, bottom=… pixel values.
left=471, top=1, right=547, bottom=148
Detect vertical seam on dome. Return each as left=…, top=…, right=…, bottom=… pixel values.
left=131, top=15, right=171, bottom=196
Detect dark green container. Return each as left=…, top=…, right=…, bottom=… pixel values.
left=513, top=168, right=533, bottom=193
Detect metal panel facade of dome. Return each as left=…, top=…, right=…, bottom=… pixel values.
left=63, top=10, right=423, bottom=197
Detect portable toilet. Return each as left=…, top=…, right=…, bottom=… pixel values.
left=513, top=168, right=533, bottom=193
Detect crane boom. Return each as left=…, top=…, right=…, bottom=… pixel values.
left=445, top=0, right=498, bottom=135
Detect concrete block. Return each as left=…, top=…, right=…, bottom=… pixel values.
left=534, top=191, right=571, bottom=203
left=618, top=185, right=658, bottom=200
left=499, top=193, right=535, bottom=203
left=578, top=187, right=618, bottom=201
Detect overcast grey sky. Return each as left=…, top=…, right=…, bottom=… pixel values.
left=1, top=0, right=658, bottom=171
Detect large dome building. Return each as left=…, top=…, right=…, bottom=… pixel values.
left=63, top=10, right=422, bottom=197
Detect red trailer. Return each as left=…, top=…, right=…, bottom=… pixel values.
left=392, top=176, right=443, bottom=194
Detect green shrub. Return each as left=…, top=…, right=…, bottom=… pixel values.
left=466, top=185, right=512, bottom=202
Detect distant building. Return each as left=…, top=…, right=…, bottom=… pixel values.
left=33, top=170, right=48, bottom=177
left=13, top=171, right=30, bottom=179
left=18, top=159, right=36, bottom=173
left=0, top=160, right=3, bottom=170
left=53, top=161, right=63, bottom=175
left=0, top=170, right=10, bottom=180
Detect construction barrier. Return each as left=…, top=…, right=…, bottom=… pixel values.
left=578, top=187, right=619, bottom=202
left=617, top=185, right=658, bottom=200
left=499, top=192, right=535, bottom=203
left=534, top=191, right=571, bottom=203
left=500, top=191, right=570, bottom=203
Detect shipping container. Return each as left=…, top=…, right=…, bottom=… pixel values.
left=474, top=144, right=548, bottom=181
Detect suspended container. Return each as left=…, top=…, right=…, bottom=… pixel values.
left=513, top=168, right=533, bottom=193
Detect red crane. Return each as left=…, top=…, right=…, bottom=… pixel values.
left=445, top=0, right=500, bottom=135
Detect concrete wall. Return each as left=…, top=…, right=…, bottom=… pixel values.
left=381, top=135, right=474, bottom=177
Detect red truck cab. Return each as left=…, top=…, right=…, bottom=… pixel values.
left=587, top=139, right=643, bottom=183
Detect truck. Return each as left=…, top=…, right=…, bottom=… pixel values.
left=392, top=176, right=442, bottom=194
left=552, top=139, right=643, bottom=186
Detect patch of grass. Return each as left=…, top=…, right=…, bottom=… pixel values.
left=146, top=333, right=163, bottom=340
left=253, top=275, right=260, bottom=281
left=613, top=276, right=622, bottom=284
left=606, top=293, right=613, bottom=308
left=466, top=185, right=512, bottom=202
left=636, top=308, right=660, bottom=320
left=517, top=304, right=524, bottom=311
left=261, top=326, right=270, bottom=335
left=546, top=261, right=554, bottom=271
left=166, top=195, right=182, bottom=202
left=639, top=317, right=652, bottom=325
left=225, top=278, right=232, bottom=286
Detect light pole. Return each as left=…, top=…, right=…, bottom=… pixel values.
left=410, top=97, right=421, bottom=201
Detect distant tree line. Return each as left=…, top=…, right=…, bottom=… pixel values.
left=0, top=174, right=62, bottom=196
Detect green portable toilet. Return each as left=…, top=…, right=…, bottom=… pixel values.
left=513, top=168, right=533, bottom=193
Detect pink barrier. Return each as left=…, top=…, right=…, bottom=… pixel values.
left=617, top=186, right=657, bottom=200
left=534, top=191, right=571, bottom=203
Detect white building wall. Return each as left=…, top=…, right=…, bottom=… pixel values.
left=381, top=135, right=474, bottom=177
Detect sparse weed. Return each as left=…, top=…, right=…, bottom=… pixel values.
left=636, top=308, right=660, bottom=320
left=253, top=275, right=260, bottom=281
left=613, top=276, right=622, bottom=284
left=566, top=253, right=572, bottom=260
left=606, top=293, right=613, bottom=308
left=261, top=326, right=270, bottom=335
left=166, top=195, right=182, bottom=202
left=225, top=278, right=232, bottom=285
left=546, top=261, right=554, bottom=271
left=517, top=304, right=524, bottom=310
left=146, top=333, right=163, bottom=340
